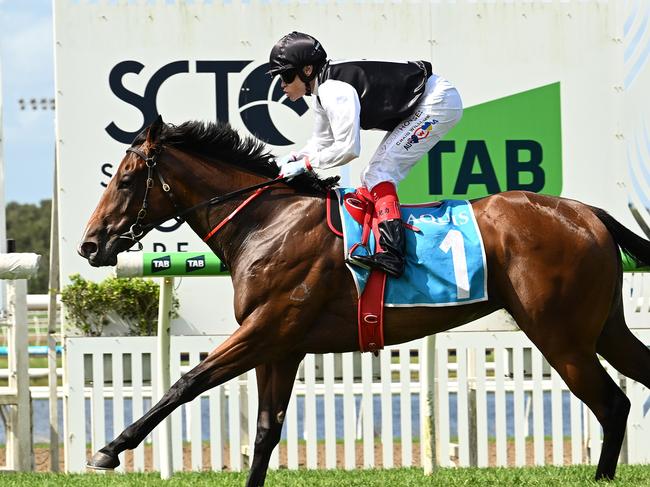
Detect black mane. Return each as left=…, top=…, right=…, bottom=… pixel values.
left=133, top=120, right=338, bottom=194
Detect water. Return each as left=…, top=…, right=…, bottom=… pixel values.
left=0, top=391, right=576, bottom=445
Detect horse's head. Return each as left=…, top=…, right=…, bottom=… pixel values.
left=79, top=116, right=176, bottom=266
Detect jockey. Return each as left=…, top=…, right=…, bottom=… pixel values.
left=268, top=31, right=463, bottom=278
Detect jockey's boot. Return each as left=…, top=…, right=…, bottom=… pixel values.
left=352, top=219, right=405, bottom=277
left=349, top=181, right=406, bottom=278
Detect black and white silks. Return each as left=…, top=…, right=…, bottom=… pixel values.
left=295, top=59, right=463, bottom=189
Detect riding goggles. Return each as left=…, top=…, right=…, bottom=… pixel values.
left=279, top=68, right=298, bottom=84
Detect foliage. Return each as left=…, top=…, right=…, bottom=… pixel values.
left=5, top=199, right=51, bottom=293
left=60, top=274, right=179, bottom=336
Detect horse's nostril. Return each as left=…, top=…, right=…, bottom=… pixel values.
left=79, top=241, right=98, bottom=258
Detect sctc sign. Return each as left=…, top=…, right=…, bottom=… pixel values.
left=100, top=59, right=311, bottom=240
left=105, top=60, right=309, bottom=146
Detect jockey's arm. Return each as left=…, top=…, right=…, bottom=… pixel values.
left=296, top=80, right=361, bottom=169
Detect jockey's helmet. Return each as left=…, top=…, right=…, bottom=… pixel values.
left=267, top=32, right=327, bottom=82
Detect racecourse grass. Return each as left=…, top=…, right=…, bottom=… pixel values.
left=2, top=465, right=650, bottom=486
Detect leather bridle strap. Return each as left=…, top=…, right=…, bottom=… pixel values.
left=202, top=186, right=270, bottom=242
left=122, top=145, right=292, bottom=246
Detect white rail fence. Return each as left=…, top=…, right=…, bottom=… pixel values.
left=64, top=329, right=650, bottom=473
left=62, top=272, right=650, bottom=473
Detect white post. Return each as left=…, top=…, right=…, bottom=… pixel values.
left=6, top=279, right=33, bottom=471
left=157, top=277, right=174, bottom=479
left=421, top=335, right=437, bottom=474
left=48, top=160, right=60, bottom=470
left=467, top=349, right=478, bottom=467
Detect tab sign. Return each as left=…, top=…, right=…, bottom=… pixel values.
left=186, top=255, right=206, bottom=273
left=151, top=255, right=172, bottom=273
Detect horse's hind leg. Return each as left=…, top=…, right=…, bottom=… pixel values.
left=514, top=303, right=629, bottom=479
left=246, top=354, right=304, bottom=487
left=545, top=350, right=630, bottom=480
left=596, top=301, right=650, bottom=390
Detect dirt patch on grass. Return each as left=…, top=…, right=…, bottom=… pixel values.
left=0, top=439, right=582, bottom=472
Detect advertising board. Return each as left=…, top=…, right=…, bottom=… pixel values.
left=54, top=0, right=641, bottom=335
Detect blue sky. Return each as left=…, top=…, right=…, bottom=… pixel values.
left=0, top=0, right=54, bottom=204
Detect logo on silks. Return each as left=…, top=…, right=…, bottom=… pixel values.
left=151, top=255, right=171, bottom=273
left=409, top=120, right=438, bottom=145
left=185, top=254, right=206, bottom=273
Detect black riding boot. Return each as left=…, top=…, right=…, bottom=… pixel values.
left=349, top=219, right=405, bottom=278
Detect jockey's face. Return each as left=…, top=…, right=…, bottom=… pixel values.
left=281, top=65, right=314, bottom=102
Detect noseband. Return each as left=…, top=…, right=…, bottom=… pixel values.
left=118, top=145, right=292, bottom=249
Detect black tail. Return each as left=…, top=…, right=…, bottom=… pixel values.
left=590, top=206, right=650, bottom=267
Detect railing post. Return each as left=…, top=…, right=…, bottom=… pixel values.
left=421, top=335, right=437, bottom=474
left=6, top=279, right=33, bottom=471
left=48, top=161, right=61, bottom=471
left=157, top=276, right=174, bottom=479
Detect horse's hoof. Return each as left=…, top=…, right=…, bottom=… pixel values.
left=86, top=450, right=120, bottom=470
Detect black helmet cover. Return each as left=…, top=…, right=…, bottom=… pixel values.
left=267, top=31, right=327, bottom=77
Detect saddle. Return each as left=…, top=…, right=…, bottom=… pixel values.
left=328, top=189, right=488, bottom=354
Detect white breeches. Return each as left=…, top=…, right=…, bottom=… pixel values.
left=360, top=74, right=463, bottom=190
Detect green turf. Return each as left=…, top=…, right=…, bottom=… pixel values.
left=1, top=466, right=650, bottom=486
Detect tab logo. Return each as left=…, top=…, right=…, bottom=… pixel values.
left=151, top=255, right=171, bottom=273
left=399, top=83, right=562, bottom=202
left=186, top=255, right=206, bottom=273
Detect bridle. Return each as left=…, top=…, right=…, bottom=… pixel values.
left=117, top=146, right=180, bottom=249
left=118, top=145, right=291, bottom=250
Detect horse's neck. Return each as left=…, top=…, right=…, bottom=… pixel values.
left=165, top=149, right=319, bottom=267
left=210, top=188, right=325, bottom=267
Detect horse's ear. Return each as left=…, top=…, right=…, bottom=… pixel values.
left=146, top=115, right=164, bottom=144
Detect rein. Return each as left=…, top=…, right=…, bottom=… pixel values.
left=119, top=146, right=291, bottom=249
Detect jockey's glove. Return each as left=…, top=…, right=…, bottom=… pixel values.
left=278, top=154, right=312, bottom=180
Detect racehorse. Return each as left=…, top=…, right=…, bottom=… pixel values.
left=79, top=116, right=650, bottom=485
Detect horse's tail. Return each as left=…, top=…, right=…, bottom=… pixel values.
left=590, top=206, right=650, bottom=267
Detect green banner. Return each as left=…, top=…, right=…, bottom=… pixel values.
left=123, top=251, right=643, bottom=276
left=399, top=83, right=563, bottom=203
left=140, top=252, right=228, bottom=277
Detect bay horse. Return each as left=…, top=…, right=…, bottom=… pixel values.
left=79, top=116, right=650, bottom=485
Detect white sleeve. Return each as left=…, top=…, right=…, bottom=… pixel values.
left=296, top=100, right=334, bottom=157
left=297, top=80, right=361, bottom=170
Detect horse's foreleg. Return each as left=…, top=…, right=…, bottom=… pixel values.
left=87, top=325, right=273, bottom=470
left=246, top=354, right=304, bottom=487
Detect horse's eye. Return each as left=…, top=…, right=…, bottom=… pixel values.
left=117, top=175, right=133, bottom=189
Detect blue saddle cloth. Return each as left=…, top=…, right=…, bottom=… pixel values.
left=336, top=188, right=488, bottom=307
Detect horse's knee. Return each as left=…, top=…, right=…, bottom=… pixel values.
left=602, top=392, right=630, bottom=431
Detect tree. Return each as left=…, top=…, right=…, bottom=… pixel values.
left=6, top=199, right=51, bottom=293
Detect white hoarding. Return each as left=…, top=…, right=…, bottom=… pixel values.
left=54, top=0, right=641, bottom=336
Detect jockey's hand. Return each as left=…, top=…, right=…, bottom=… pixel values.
left=278, top=155, right=312, bottom=180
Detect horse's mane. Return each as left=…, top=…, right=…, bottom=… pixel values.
left=133, top=120, right=339, bottom=195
